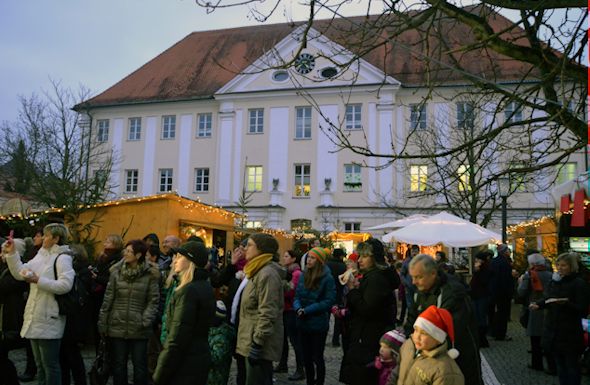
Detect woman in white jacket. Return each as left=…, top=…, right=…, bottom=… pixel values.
left=1, top=223, right=74, bottom=385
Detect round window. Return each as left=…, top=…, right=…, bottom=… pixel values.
left=320, top=67, right=338, bottom=79
left=272, top=71, right=289, bottom=82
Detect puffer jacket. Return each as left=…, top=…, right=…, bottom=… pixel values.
left=98, top=259, right=160, bottom=339
left=5, top=244, right=74, bottom=339
left=154, top=269, right=216, bottom=385
left=404, top=272, right=482, bottom=385
left=236, top=261, right=285, bottom=361
left=397, top=339, right=464, bottom=385
left=294, top=265, right=336, bottom=332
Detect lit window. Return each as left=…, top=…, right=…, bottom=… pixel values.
left=344, top=164, right=362, bottom=192
left=556, top=163, right=576, bottom=185
left=504, top=102, right=522, bottom=124
left=162, top=115, right=176, bottom=139
left=294, top=164, right=311, bottom=197
left=248, top=109, right=264, bottom=134
left=159, top=168, right=173, bottom=192
left=194, top=168, right=209, bottom=192
left=97, top=120, right=109, bottom=142
left=458, top=165, right=471, bottom=191
left=246, top=166, right=263, bottom=192
left=345, top=104, right=362, bottom=130
left=410, top=165, right=428, bottom=192
left=410, top=104, right=427, bottom=130
left=456, top=102, right=475, bottom=129
left=125, top=169, right=138, bottom=193
left=344, top=222, right=361, bottom=233
left=245, top=221, right=263, bottom=229
left=197, top=113, right=212, bottom=138
left=295, top=107, right=312, bottom=139
left=128, top=117, right=141, bottom=140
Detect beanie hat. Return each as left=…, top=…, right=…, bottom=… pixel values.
left=215, top=300, right=227, bottom=319
left=414, top=305, right=459, bottom=359
left=380, top=330, right=406, bottom=353
left=308, top=247, right=329, bottom=264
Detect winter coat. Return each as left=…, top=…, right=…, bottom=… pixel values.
left=469, top=263, right=492, bottom=300
left=339, top=266, right=399, bottom=385
left=5, top=244, right=74, bottom=339
left=326, top=257, right=347, bottom=305
left=516, top=268, right=552, bottom=337
left=294, top=265, right=336, bottom=332
left=404, top=272, right=482, bottom=385
left=98, top=260, right=160, bottom=339
left=397, top=339, right=464, bottom=385
left=489, top=255, right=514, bottom=298
left=207, top=322, right=236, bottom=385
left=63, top=255, right=93, bottom=342
left=236, top=261, right=285, bottom=362
left=153, top=268, right=216, bottom=385
left=284, top=263, right=302, bottom=311
left=537, top=273, right=589, bottom=355
left=0, top=262, right=27, bottom=346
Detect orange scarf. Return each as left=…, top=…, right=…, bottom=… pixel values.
left=530, top=265, right=546, bottom=292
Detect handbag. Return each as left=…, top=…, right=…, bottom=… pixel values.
left=88, top=339, right=111, bottom=385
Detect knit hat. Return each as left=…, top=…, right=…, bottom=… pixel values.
left=215, top=300, right=227, bottom=319
left=380, top=330, right=406, bottom=353
left=414, top=305, right=459, bottom=359
left=173, top=241, right=208, bottom=268
left=308, top=247, right=330, bottom=264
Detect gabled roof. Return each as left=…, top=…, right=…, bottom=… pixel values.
left=80, top=5, right=534, bottom=109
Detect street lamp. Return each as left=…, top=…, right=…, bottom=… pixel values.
left=498, top=176, right=510, bottom=244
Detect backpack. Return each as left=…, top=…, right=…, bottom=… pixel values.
left=53, top=252, right=90, bottom=315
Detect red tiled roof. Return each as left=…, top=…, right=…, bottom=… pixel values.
left=81, top=5, right=535, bottom=108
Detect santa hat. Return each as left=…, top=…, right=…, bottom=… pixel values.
left=380, top=330, right=406, bottom=353
left=414, top=305, right=459, bottom=359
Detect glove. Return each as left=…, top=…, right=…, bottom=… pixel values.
left=297, top=308, right=305, bottom=318
left=331, top=305, right=339, bottom=316
left=248, top=342, right=263, bottom=366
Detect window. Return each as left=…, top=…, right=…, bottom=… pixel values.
left=245, top=221, right=263, bottom=229
left=344, top=222, right=361, bottom=233
left=97, top=120, right=109, bottom=142
left=248, top=109, right=264, bottom=134
left=410, top=165, right=428, bottom=192
left=197, top=113, right=212, bottom=138
left=410, top=104, right=427, bottom=130
left=125, top=169, right=139, bottom=193
left=344, top=164, right=362, bottom=192
left=194, top=168, right=210, bottom=192
left=159, top=168, right=173, bottom=192
left=272, top=71, right=289, bottom=82
left=556, top=163, right=576, bottom=185
left=458, top=165, right=471, bottom=192
left=320, top=67, right=338, bottom=79
left=162, top=115, right=176, bottom=139
left=456, top=102, right=475, bottom=129
left=246, top=166, right=263, bottom=192
left=345, top=104, right=362, bottom=130
left=294, top=164, right=311, bottom=197
left=504, top=102, right=522, bottom=124
left=295, top=107, right=312, bottom=139
left=128, top=117, right=141, bottom=140
left=291, top=218, right=312, bottom=231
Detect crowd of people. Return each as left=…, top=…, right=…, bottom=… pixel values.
left=0, top=223, right=589, bottom=385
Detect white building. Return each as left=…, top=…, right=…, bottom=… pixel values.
left=78, top=12, right=585, bottom=235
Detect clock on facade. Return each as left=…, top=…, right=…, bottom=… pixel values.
left=294, top=53, right=316, bottom=74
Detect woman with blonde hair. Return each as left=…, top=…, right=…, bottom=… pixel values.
left=153, top=241, right=216, bottom=385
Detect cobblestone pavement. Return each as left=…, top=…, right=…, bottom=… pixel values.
left=8, top=306, right=590, bottom=384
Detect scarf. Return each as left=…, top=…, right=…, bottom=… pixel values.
left=243, top=253, right=273, bottom=279
left=529, top=265, right=547, bottom=292
left=120, top=261, right=145, bottom=282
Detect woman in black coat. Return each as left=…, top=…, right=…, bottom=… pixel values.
left=529, top=252, right=590, bottom=385
left=153, top=241, right=216, bottom=385
left=339, top=239, right=400, bottom=385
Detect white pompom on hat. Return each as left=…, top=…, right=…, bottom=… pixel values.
left=414, top=305, right=460, bottom=359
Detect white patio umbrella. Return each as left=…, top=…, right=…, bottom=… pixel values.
left=381, top=211, right=502, bottom=247
left=364, top=214, right=429, bottom=231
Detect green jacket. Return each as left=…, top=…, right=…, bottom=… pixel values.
left=236, top=261, right=284, bottom=361
left=397, top=339, right=464, bottom=385
left=98, top=260, right=160, bottom=339
left=207, top=322, right=236, bottom=385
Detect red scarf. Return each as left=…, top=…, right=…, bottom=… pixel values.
left=529, top=265, right=547, bottom=292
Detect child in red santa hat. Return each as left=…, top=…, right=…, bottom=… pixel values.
left=397, top=305, right=464, bottom=385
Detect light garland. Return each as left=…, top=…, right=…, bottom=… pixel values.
left=507, top=216, right=555, bottom=235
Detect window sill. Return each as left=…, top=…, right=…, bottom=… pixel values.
left=160, top=137, right=176, bottom=141
left=293, top=137, right=312, bottom=141
left=246, top=131, right=264, bottom=135
left=292, top=195, right=311, bottom=199
left=194, top=190, right=210, bottom=194
left=343, top=189, right=363, bottom=193
left=195, top=136, right=212, bottom=139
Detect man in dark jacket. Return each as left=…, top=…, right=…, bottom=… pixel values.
left=404, top=254, right=483, bottom=385
left=326, top=248, right=347, bottom=347
left=489, top=244, right=515, bottom=341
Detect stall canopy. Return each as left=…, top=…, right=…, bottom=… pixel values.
left=382, top=211, right=502, bottom=247
left=364, top=214, right=428, bottom=231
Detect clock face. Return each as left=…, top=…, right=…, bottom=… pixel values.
left=294, top=53, right=316, bottom=74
